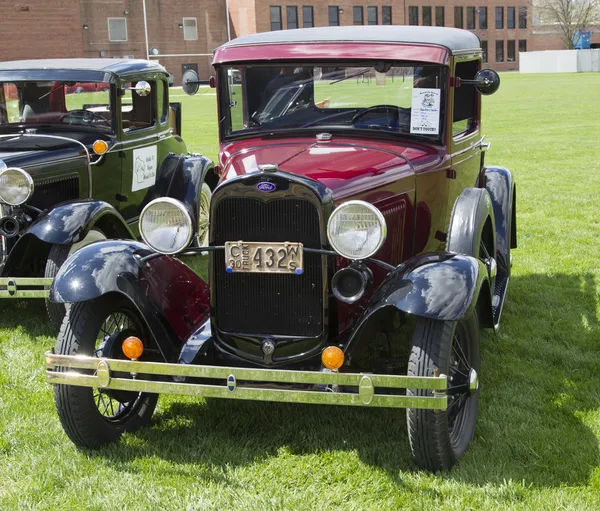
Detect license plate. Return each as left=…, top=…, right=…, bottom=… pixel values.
left=224, top=241, right=303, bottom=274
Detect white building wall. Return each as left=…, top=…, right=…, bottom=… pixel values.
left=520, top=49, right=600, bottom=73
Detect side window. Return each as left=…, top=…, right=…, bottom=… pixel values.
left=160, top=81, right=169, bottom=125
left=453, top=61, right=478, bottom=136
left=121, top=81, right=157, bottom=132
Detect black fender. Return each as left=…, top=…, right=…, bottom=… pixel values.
left=1, top=200, right=134, bottom=277
left=142, top=153, right=215, bottom=228
left=484, top=166, right=517, bottom=274
left=50, top=240, right=211, bottom=362
left=345, top=252, right=489, bottom=354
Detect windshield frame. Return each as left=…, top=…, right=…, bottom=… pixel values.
left=217, top=61, right=449, bottom=145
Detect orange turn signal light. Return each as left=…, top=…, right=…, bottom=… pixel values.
left=122, top=336, right=144, bottom=360
left=321, top=346, right=344, bottom=370
left=92, top=139, right=108, bottom=155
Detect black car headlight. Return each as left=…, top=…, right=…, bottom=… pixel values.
left=0, top=167, right=34, bottom=206
left=139, top=198, right=193, bottom=254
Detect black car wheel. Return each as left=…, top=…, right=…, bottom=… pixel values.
left=44, top=229, right=107, bottom=330
left=53, top=295, right=158, bottom=449
left=406, top=313, right=480, bottom=471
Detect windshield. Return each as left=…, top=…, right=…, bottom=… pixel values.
left=0, top=81, right=112, bottom=131
left=221, top=63, right=447, bottom=140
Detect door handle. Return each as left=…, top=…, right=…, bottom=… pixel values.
left=479, top=136, right=491, bottom=151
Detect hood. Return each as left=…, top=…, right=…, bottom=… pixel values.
left=0, top=144, right=85, bottom=172
left=220, top=137, right=441, bottom=200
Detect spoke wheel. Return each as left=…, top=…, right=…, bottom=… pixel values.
left=196, top=182, right=212, bottom=247
left=54, top=296, right=158, bottom=449
left=407, top=313, right=480, bottom=471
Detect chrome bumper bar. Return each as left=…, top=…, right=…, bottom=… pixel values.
left=45, top=351, right=448, bottom=410
left=0, top=277, right=53, bottom=298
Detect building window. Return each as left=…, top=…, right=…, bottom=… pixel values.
left=422, top=6, right=432, bottom=26
left=302, top=6, right=314, bottom=27
left=368, top=6, right=378, bottom=24
left=519, top=39, right=527, bottom=52
left=479, top=7, right=487, bottom=29
left=481, top=40, right=488, bottom=63
left=287, top=6, right=298, bottom=28
left=496, top=7, right=504, bottom=29
left=435, top=6, right=445, bottom=26
left=519, top=7, right=527, bottom=28
left=270, top=6, right=282, bottom=30
left=382, top=6, right=392, bottom=24
left=496, top=40, right=504, bottom=62
left=329, top=6, right=340, bottom=26
left=409, top=6, right=419, bottom=25
left=466, top=7, right=475, bottom=29
left=353, top=6, right=364, bottom=24
left=454, top=7, right=463, bottom=28
left=507, top=7, right=515, bottom=29
left=108, top=18, right=127, bottom=42
left=182, top=17, right=197, bottom=40
left=507, top=40, right=516, bottom=61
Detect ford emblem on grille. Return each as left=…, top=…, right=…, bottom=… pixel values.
left=227, top=374, right=237, bottom=392
left=257, top=182, right=276, bottom=192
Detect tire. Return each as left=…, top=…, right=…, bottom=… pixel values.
left=407, top=313, right=480, bottom=471
left=196, top=182, right=212, bottom=247
left=53, top=296, right=158, bottom=449
left=45, top=229, right=107, bottom=330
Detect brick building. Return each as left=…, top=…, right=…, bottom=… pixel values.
left=0, top=0, right=597, bottom=80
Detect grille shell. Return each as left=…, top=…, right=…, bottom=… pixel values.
left=213, top=196, right=324, bottom=337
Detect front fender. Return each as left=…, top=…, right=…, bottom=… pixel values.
left=51, top=240, right=211, bottom=362
left=346, top=252, right=489, bottom=352
left=25, top=199, right=134, bottom=245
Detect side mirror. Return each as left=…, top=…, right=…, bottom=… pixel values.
left=135, top=80, right=151, bottom=97
left=461, top=69, right=500, bottom=95
left=182, top=70, right=216, bottom=96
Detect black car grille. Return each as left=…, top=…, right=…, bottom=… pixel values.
left=213, top=197, right=323, bottom=337
left=30, top=175, right=79, bottom=211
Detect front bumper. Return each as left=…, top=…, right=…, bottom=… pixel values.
left=0, top=277, right=53, bottom=298
left=45, top=351, right=448, bottom=410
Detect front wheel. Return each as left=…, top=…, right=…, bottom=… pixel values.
left=53, top=296, right=158, bottom=448
left=407, top=313, right=480, bottom=471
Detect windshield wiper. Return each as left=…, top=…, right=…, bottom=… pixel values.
left=329, top=68, right=371, bottom=85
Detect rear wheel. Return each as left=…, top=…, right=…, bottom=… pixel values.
left=406, top=313, right=480, bottom=471
left=53, top=296, right=158, bottom=448
left=45, top=229, right=106, bottom=330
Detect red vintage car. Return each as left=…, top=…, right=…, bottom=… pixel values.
left=45, top=26, right=516, bottom=471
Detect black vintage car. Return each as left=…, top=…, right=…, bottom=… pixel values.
left=45, top=27, right=516, bottom=471
left=0, top=59, right=215, bottom=327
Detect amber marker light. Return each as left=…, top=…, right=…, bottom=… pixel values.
left=321, top=346, right=344, bottom=370
left=92, top=139, right=108, bottom=155
left=122, top=336, right=144, bottom=360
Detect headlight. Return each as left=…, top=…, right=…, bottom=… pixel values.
left=139, top=198, right=193, bottom=254
left=327, top=200, right=387, bottom=260
left=0, top=167, right=34, bottom=206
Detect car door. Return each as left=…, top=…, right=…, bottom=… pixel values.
left=447, top=58, right=483, bottom=224
left=117, top=77, right=162, bottom=227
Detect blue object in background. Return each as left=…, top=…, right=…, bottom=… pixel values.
left=573, top=31, right=591, bottom=49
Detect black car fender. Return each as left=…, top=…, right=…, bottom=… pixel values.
left=345, top=252, right=490, bottom=355
left=483, top=166, right=517, bottom=274
left=143, top=153, right=215, bottom=226
left=50, top=240, right=211, bottom=362
left=1, top=200, right=134, bottom=277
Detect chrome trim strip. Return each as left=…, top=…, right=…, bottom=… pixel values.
left=45, top=352, right=448, bottom=409
left=0, top=277, right=53, bottom=298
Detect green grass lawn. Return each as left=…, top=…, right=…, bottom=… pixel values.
left=1, top=72, right=600, bottom=510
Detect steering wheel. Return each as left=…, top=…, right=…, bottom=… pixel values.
left=351, top=105, right=400, bottom=128
left=60, top=109, right=111, bottom=128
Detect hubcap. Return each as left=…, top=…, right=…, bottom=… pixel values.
left=198, top=187, right=211, bottom=246
left=468, top=368, right=479, bottom=394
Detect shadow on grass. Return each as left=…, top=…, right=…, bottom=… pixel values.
left=4, top=273, right=599, bottom=488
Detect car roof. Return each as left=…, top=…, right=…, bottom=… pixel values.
left=0, top=58, right=168, bottom=82
left=219, top=26, right=481, bottom=54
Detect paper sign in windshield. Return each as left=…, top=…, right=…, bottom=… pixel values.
left=410, top=88, right=441, bottom=135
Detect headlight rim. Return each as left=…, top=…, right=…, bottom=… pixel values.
left=0, top=167, right=34, bottom=206
left=139, top=197, right=194, bottom=255
left=327, top=200, right=387, bottom=261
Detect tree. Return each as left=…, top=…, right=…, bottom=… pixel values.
left=537, top=0, right=599, bottom=49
